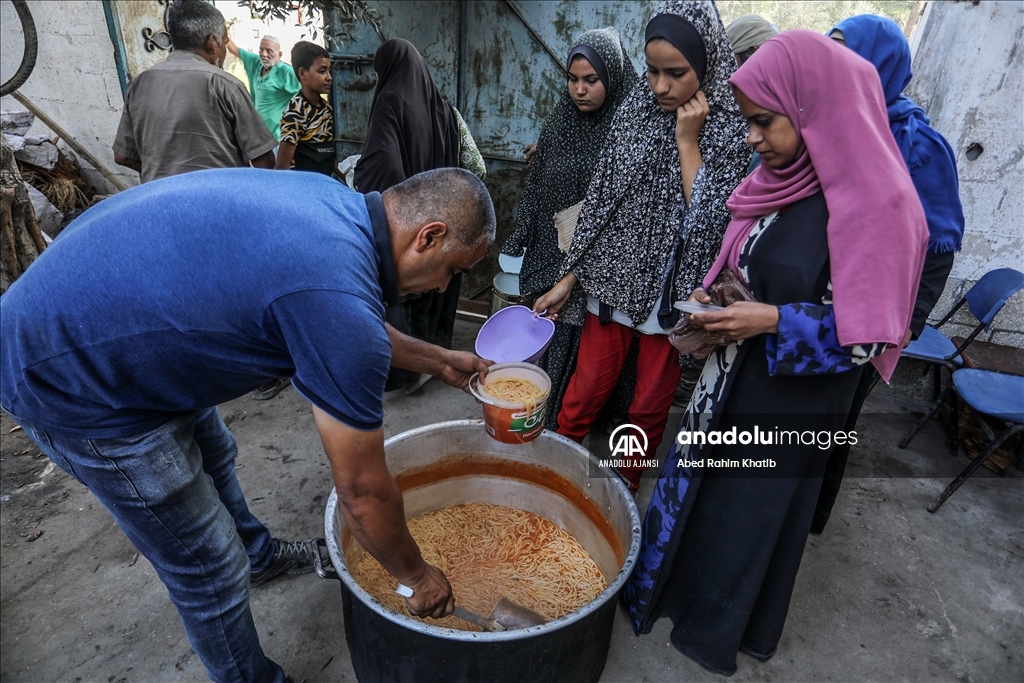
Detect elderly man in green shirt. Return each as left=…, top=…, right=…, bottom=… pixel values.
left=227, top=34, right=301, bottom=140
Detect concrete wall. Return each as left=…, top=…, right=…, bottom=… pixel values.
left=907, top=0, right=1024, bottom=348
left=1, top=0, right=137, bottom=193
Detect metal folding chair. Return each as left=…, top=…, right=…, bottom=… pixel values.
left=925, top=369, right=1024, bottom=513
left=899, top=268, right=1024, bottom=454
left=903, top=267, right=1024, bottom=388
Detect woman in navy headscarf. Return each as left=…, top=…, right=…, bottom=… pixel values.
left=813, top=14, right=966, bottom=533
left=830, top=14, right=964, bottom=333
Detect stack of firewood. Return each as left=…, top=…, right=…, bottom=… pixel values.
left=18, top=148, right=90, bottom=217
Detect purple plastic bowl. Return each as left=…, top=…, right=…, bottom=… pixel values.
left=475, top=305, right=556, bottom=364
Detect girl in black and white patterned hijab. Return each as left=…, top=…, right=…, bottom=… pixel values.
left=534, top=1, right=749, bottom=491
left=502, top=27, right=638, bottom=298
left=501, top=27, right=639, bottom=430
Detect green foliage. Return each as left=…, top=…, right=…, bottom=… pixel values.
left=236, top=0, right=382, bottom=45
left=716, top=0, right=921, bottom=36
left=234, top=1, right=923, bottom=49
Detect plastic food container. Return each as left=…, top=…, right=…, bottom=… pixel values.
left=475, top=305, right=556, bottom=364
left=468, top=363, right=551, bottom=444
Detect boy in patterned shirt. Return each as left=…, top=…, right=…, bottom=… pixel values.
left=275, top=41, right=335, bottom=176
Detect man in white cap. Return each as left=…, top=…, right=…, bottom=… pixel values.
left=228, top=33, right=302, bottom=140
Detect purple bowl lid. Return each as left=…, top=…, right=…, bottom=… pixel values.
left=475, top=305, right=556, bottom=364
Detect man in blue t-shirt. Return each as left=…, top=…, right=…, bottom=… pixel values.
left=0, top=167, right=494, bottom=683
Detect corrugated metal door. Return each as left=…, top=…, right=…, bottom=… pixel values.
left=327, top=1, right=460, bottom=162
left=461, top=1, right=653, bottom=159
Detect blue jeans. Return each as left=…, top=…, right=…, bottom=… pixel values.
left=16, top=408, right=286, bottom=683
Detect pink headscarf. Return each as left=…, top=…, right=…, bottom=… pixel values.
left=704, top=30, right=928, bottom=382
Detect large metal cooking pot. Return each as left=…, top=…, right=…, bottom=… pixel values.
left=489, top=272, right=522, bottom=316
left=316, top=420, right=641, bottom=683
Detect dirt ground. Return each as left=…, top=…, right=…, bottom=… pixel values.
left=1, top=319, right=1022, bottom=682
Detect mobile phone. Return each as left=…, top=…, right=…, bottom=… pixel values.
left=673, top=300, right=725, bottom=314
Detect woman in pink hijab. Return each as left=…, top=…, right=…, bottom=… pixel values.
left=623, top=30, right=927, bottom=675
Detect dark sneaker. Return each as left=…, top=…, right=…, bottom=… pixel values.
left=250, top=539, right=316, bottom=586
left=252, top=377, right=291, bottom=400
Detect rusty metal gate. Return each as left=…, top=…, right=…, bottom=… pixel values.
left=103, top=0, right=172, bottom=95
left=327, top=0, right=657, bottom=298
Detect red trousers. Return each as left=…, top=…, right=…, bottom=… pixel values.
left=556, top=314, right=682, bottom=491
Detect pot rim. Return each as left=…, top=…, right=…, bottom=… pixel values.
left=323, top=419, right=642, bottom=642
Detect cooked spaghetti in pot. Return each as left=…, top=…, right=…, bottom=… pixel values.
left=350, top=503, right=607, bottom=631
left=483, top=377, right=547, bottom=404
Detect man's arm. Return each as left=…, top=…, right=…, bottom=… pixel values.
left=228, top=39, right=261, bottom=85
left=386, top=323, right=491, bottom=390
left=312, top=407, right=453, bottom=618
left=275, top=141, right=296, bottom=170
left=250, top=150, right=275, bottom=169
left=113, top=152, right=142, bottom=173
left=112, top=92, right=142, bottom=174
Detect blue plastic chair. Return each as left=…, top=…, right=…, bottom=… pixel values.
left=903, top=267, right=1024, bottom=386
left=924, top=369, right=1024, bottom=513
left=899, top=268, right=1024, bottom=454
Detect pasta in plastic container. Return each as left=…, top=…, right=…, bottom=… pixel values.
left=469, top=362, right=551, bottom=444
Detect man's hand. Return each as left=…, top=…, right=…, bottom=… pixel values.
left=387, top=323, right=491, bottom=391
left=437, top=349, right=491, bottom=391
left=401, top=564, right=455, bottom=618
left=312, top=408, right=454, bottom=618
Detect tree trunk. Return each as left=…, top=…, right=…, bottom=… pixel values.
left=1, top=135, right=46, bottom=293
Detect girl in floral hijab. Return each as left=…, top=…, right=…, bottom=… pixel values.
left=535, top=1, right=749, bottom=491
